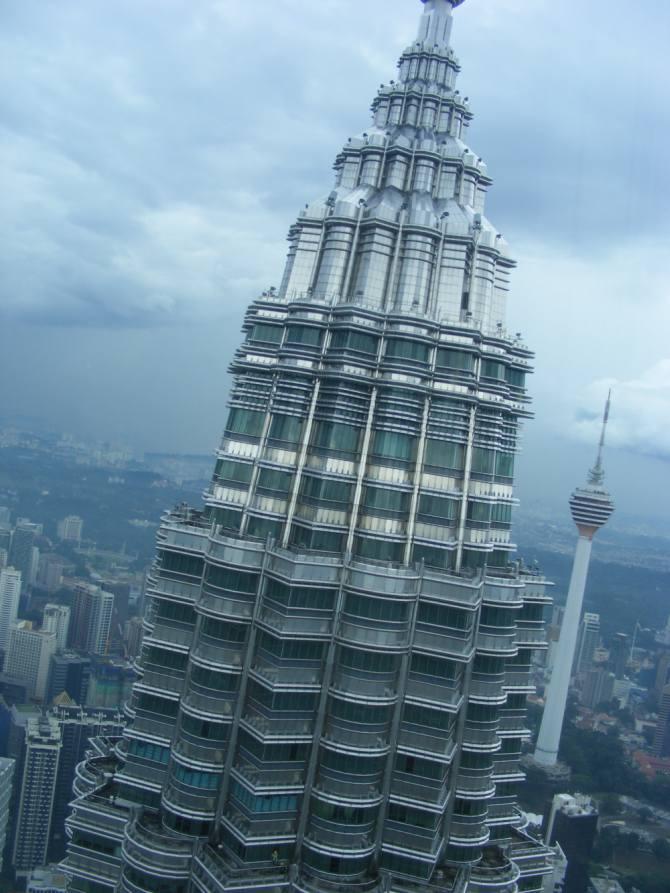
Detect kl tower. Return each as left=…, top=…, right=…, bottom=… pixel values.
left=534, top=395, right=615, bottom=769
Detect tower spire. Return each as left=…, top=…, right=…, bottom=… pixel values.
left=587, top=390, right=612, bottom=487
left=417, top=0, right=466, bottom=47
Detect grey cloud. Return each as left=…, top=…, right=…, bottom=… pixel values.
left=574, top=362, right=670, bottom=462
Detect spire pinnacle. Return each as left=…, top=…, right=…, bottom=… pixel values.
left=417, top=1, right=465, bottom=47
left=587, top=390, right=612, bottom=487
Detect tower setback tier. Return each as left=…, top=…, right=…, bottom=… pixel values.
left=62, top=3, right=554, bottom=893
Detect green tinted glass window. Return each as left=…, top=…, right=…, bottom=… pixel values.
left=418, top=493, right=458, bottom=522
left=496, top=453, right=515, bottom=478
left=285, top=325, right=323, bottom=347
left=311, top=421, right=360, bottom=454
left=215, top=459, right=254, bottom=486
left=268, top=414, right=303, bottom=445
left=385, top=339, right=429, bottom=363
left=363, top=486, right=410, bottom=514
left=505, top=367, right=526, bottom=388
left=436, top=349, right=475, bottom=371
left=424, top=439, right=465, bottom=471
left=471, top=447, right=495, bottom=474
left=249, top=323, right=283, bottom=344
left=226, top=409, right=265, bottom=438
left=257, top=467, right=293, bottom=494
left=330, top=329, right=378, bottom=355
left=481, top=360, right=505, bottom=380
left=467, top=501, right=491, bottom=522
left=371, top=430, right=417, bottom=462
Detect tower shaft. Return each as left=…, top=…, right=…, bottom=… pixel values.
left=534, top=535, right=593, bottom=767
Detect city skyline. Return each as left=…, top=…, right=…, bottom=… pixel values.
left=0, top=0, right=669, bottom=523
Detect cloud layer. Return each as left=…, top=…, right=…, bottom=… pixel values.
left=0, top=0, right=669, bottom=518
left=576, top=361, right=670, bottom=462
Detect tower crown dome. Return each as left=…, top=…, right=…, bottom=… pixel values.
left=570, top=393, right=615, bottom=537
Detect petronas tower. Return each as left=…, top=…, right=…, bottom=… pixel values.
left=63, top=2, right=554, bottom=891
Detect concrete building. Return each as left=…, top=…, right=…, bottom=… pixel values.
left=535, top=398, right=614, bottom=768
left=62, top=3, right=555, bottom=893
left=580, top=668, right=615, bottom=710
left=38, top=555, right=67, bottom=594
left=8, top=523, right=38, bottom=593
left=49, top=704, right=123, bottom=861
left=13, top=714, right=61, bottom=878
left=43, top=603, right=71, bottom=652
left=27, top=866, right=68, bottom=893
left=0, top=566, right=22, bottom=659
left=5, top=621, right=58, bottom=700
left=85, top=656, right=135, bottom=708
left=57, top=515, right=83, bottom=544
left=573, top=613, right=600, bottom=675
left=46, top=652, right=91, bottom=706
left=69, top=583, right=114, bottom=655
left=544, top=794, right=598, bottom=893
left=124, top=615, right=143, bottom=660
left=0, top=757, right=15, bottom=874
left=652, top=683, right=670, bottom=757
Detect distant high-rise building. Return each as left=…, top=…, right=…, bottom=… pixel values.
left=544, top=794, right=598, bottom=893
left=652, top=683, right=670, bottom=757
left=124, top=615, right=143, bottom=660
left=38, top=555, right=67, bottom=593
left=8, top=524, right=38, bottom=593
left=535, top=398, right=614, bottom=768
left=573, top=613, right=600, bottom=675
left=580, top=668, right=615, bottom=710
left=610, top=632, right=629, bottom=680
left=0, top=507, right=11, bottom=527
left=13, top=714, right=61, bottom=878
left=43, top=604, right=71, bottom=652
left=0, top=567, right=22, bottom=659
left=28, top=545, right=40, bottom=588
left=85, top=655, right=135, bottom=708
left=655, top=615, right=670, bottom=647
left=5, top=621, right=58, bottom=701
left=0, top=549, right=7, bottom=570
left=0, top=757, right=15, bottom=874
left=48, top=704, right=123, bottom=861
left=69, top=583, right=114, bottom=655
left=655, top=651, right=670, bottom=698
left=57, top=516, right=83, bottom=545
left=0, top=529, right=11, bottom=556
left=46, top=652, right=91, bottom=706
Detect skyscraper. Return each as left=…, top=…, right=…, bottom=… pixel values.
left=5, top=621, right=58, bottom=701
left=0, top=757, right=15, bottom=874
left=573, top=613, right=600, bottom=675
left=63, top=2, right=553, bottom=892
left=8, top=523, right=38, bottom=594
left=57, top=515, right=84, bottom=545
left=69, top=583, right=114, bottom=655
left=0, top=566, right=22, bottom=659
left=13, top=714, right=61, bottom=878
left=49, top=704, right=124, bottom=862
left=543, top=794, right=598, bottom=893
left=43, top=603, right=72, bottom=653
left=652, top=683, right=670, bottom=757
left=534, top=398, right=614, bottom=769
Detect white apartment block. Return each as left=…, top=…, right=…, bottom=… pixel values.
left=6, top=621, right=58, bottom=700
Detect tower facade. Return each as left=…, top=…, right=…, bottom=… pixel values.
left=69, top=583, right=114, bottom=655
left=63, top=2, right=553, bottom=892
left=0, top=566, right=21, bottom=658
left=534, top=399, right=614, bottom=768
left=13, top=715, right=61, bottom=878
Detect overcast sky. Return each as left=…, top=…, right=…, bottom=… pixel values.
left=1, top=0, right=668, bottom=522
